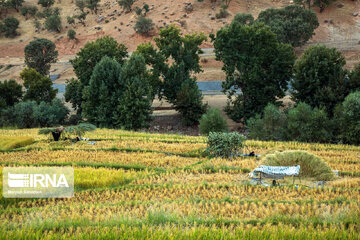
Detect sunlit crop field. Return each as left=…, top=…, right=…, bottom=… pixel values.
left=0, top=129, right=360, bottom=239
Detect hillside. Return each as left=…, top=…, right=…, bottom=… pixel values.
left=1, top=0, right=360, bottom=84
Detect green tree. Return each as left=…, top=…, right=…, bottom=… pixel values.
left=85, top=0, right=100, bottom=13
left=118, top=0, right=135, bottom=12
left=338, top=91, right=360, bottom=145
left=211, top=22, right=295, bottom=123
left=286, top=102, right=332, bottom=143
left=291, top=45, right=349, bottom=116
left=20, top=68, right=57, bottom=103
left=7, top=0, right=24, bottom=12
left=68, top=37, right=127, bottom=113
left=257, top=5, right=319, bottom=47
left=75, top=0, right=85, bottom=12
left=64, top=78, right=82, bottom=113
left=199, top=108, right=228, bottom=135
left=67, top=29, right=76, bottom=39
left=45, top=14, right=62, bottom=32
left=115, top=54, right=153, bottom=130
left=2, top=17, right=19, bottom=37
left=67, top=16, right=75, bottom=25
left=0, top=79, right=23, bottom=108
left=21, top=6, right=38, bottom=18
left=349, top=62, right=360, bottom=91
left=33, top=98, right=69, bottom=127
left=134, top=16, right=154, bottom=35
left=82, top=56, right=123, bottom=127
left=247, top=103, right=287, bottom=141
left=174, top=78, right=207, bottom=125
left=38, top=0, right=55, bottom=8
left=136, top=25, right=207, bottom=124
left=313, top=0, right=337, bottom=13
left=70, top=36, right=128, bottom=87
left=24, top=38, right=58, bottom=76
left=232, top=13, right=254, bottom=25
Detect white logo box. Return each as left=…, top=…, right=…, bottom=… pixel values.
left=3, top=167, right=74, bottom=198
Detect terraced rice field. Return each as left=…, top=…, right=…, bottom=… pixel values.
left=0, top=129, right=359, bottom=239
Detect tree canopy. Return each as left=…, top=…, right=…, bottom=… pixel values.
left=20, top=68, right=57, bottom=103
left=212, top=21, right=295, bottom=123
left=291, top=45, right=351, bottom=115
left=24, top=38, right=58, bottom=76
left=257, top=5, right=319, bottom=47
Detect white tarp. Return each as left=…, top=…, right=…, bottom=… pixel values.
left=252, top=165, right=300, bottom=177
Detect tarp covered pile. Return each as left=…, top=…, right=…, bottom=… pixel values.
left=251, top=165, right=300, bottom=179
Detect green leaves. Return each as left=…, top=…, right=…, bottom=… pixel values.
left=257, top=5, right=319, bottom=47
left=291, top=45, right=347, bottom=115
left=206, top=132, right=245, bottom=159
left=213, top=22, right=295, bottom=123
left=20, top=68, right=57, bottom=103
left=24, top=38, right=58, bottom=76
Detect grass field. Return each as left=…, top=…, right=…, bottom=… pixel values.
left=0, top=129, right=360, bottom=239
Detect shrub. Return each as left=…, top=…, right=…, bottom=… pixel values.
left=67, top=16, right=75, bottom=25
left=118, top=0, right=135, bottom=12
left=174, top=78, right=207, bottom=126
left=2, top=17, right=20, bottom=37
left=134, top=16, right=154, bottom=35
left=199, top=108, right=228, bottom=135
left=38, top=0, right=55, bottom=8
left=339, top=91, right=360, bottom=145
left=12, top=101, right=38, bottom=128
left=0, top=79, right=23, bottom=108
left=21, top=6, right=38, bottom=18
left=247, top=103, right=287, bottom=141
left=45, top=14, right=62, bottom=32
left=33, top=98, right=70, bottom=127
left=33, top=19, right=42, bottom=31
left=67, top=29, right=76, bottom=39
left=75, top=0, right=85, bottom=12
left=262, top=150, right=335, bottom=181
left=206, top=132, right=245, bottom=159
left=216, top=5, right=229, bottom=19
left=286, top=102, right=332, bottom=143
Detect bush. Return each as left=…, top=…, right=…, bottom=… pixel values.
left=1, top=99, right=69, bottom=128
left=286, top=102, right=332, bottom=143
left=67, top=29, right=76, bottom=39
left=38, top=0, right=55, bottom=8
left=0, top=79, right=23, bottom=108
left=67, top=16, right=75, bottom=25
left=216, top=5, right=229, bottom=19
left=33, top=98, right=70, bottom=127
left=134, top=16, right=154, bottom=35
left=262, top=150, right=335, bottom=181
left=21, top=6, right=38, bottom=18
left=199, top=108, right=228, bottom=135
left=118, top=0, right=135, bottom=12
left=174, top=78, right=207, bottom=126
left=12, top=101, right=38, bottom=128
left=206, top=132, right=245, bottom=159
left=339, top=91, right=360, bottom=145
left=2, top=17, right=20, bottom=38
left=45, top=14, right=62, bottom=32
left=247, top=103, right=287, bottom=141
